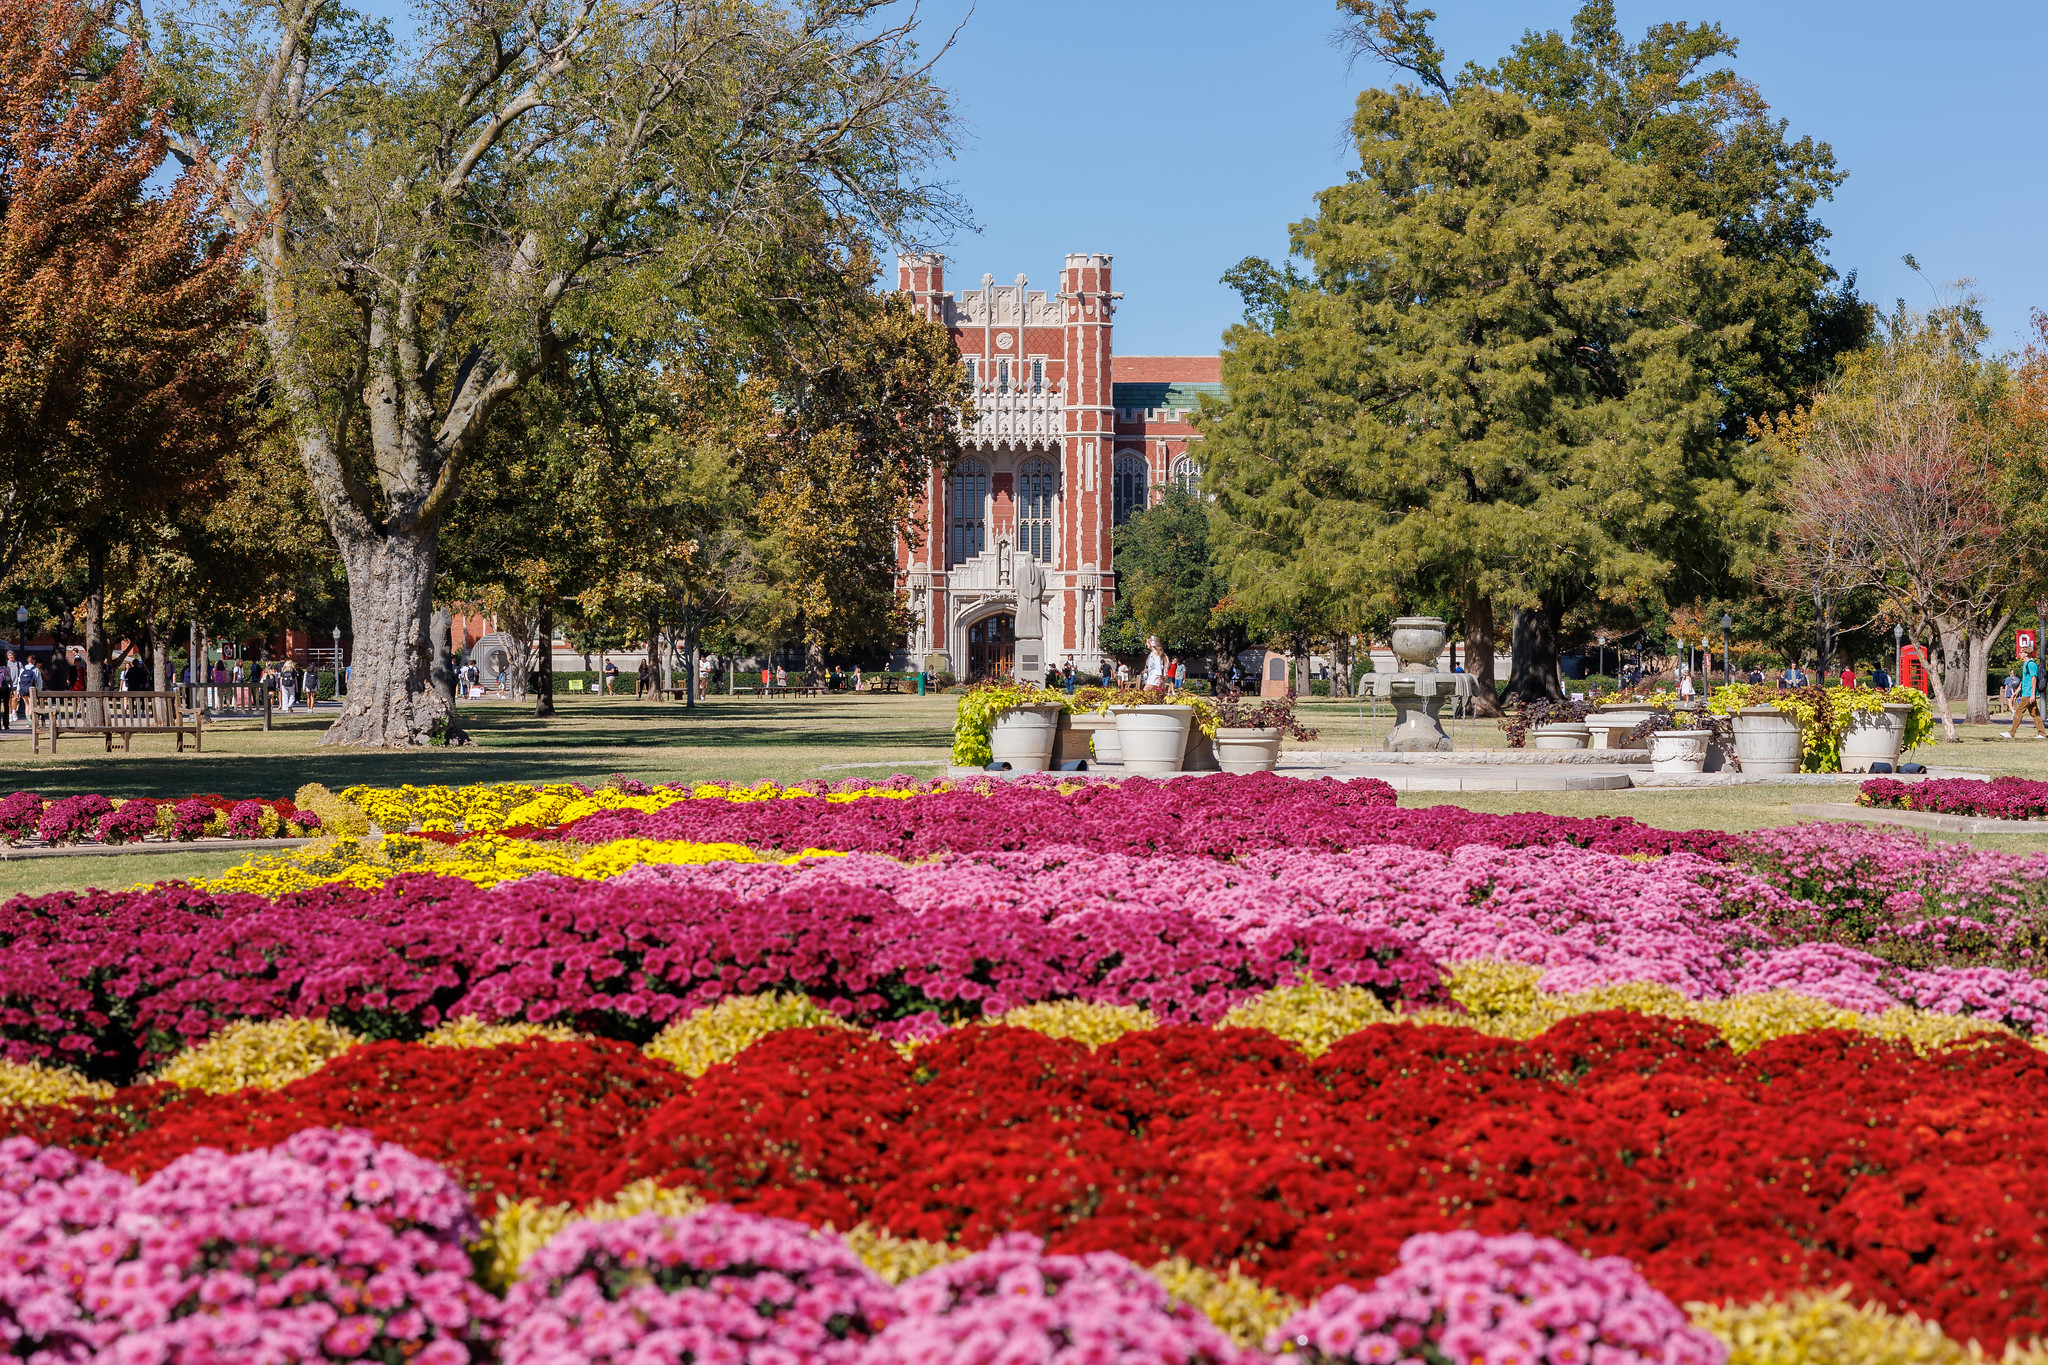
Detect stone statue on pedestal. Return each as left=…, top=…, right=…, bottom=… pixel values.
left=1011, top=550, right=1046, bottom=680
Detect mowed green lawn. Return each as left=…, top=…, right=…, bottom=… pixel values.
left=0, top=691, right=957, bottom=798
left=3, top=689, right=2045, bottom=899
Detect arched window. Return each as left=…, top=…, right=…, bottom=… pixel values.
left=1170, top=454, right=1199, bottom=495
left=1112, top=454, right=1148, bottom=526
left=1017, top=457, right=1055, bottom=562
left=949, top=460, right=988, bottom=565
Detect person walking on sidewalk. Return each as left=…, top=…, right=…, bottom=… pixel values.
left=2007, top=645, right=2046, bottom=739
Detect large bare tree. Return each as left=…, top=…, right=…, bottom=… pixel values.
left=1795, top=310, right=2023, bottom=736
left=128, top=0, right=959, bottom=744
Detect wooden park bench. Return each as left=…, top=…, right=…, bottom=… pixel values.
left=29, top=691, right=203, bottom=754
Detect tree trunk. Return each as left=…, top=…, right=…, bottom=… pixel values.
left=1462, top=586, right=1502, bottom=717
left=320, top=529, right=448, bottom=747
left=1330, top=635, right=1350, bottom=699
left=805, top=630, right=827, bottom=686
left=1929, top=621, right=1963, bottom=741
left=430, top=607, right=456, bottom=708
left=1966, top=611, right=2010, bottom=725
left=645, top=609, right=664, bottom=700
left=1506, top=603, right=1563, bottom=702
left=83, top=533, right=109, bottom=692
left=683, top=602, right=698, bottom=709
left=150, top=623, right=169, bottom=694
left=535, top=600, right=556, bottom=717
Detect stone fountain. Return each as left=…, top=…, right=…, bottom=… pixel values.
left=1370, top=616, right=1476, bottom=752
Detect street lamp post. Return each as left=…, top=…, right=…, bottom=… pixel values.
left=332, top=627, right=343, bottom=702
left=1720, top=613, right=1732, bottom=694
left=1894, top=623, right=1904, bottom=687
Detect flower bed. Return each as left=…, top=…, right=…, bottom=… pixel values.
left=9, top=1016, right=2048, bottom=1355
left=0, top=789, right=326, bottom=847
left=12, top=830, right=2048, bottom=1085
left=547, top=773, right=1729, bottom=860
left=12, top=774, right=2048, bottom=1358
left=1861, top=774, right=2048, bottom=821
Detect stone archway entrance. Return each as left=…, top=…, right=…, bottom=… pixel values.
left=967, top=613, right=1015, bottom=679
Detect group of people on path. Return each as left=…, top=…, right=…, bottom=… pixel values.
left=0, top=651, right=45, bottom=731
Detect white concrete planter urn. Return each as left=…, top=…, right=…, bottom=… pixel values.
left=1732, top=706, right=1803, bottom=775
left=1838, top=703, right=1916, bottom=772
left=1529, top=722, right=1592, bottom=750
left=1115, top=705, right=1193, bottom=776
left=1648, top=728, right=1711, bottom=773
left=1213, top=726, right=1284, bottom=774
left=1067, top=711, right=1119, bottom=765
left=987, top=704, right=1063, bottom=772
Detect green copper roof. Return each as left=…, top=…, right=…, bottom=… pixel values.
left=1112, top=381, right=1225, bottom=413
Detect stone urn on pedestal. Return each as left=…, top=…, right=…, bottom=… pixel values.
left=1371, top=617, right=1475, bottom=752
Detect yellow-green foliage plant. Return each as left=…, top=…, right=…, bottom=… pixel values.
left=294, top=783, right=373, bottom=838
left=421, top=1016, right=586, bottom=1048
left=0, top=1059, right=113, bottom=1107
left=1150, top=1258, right=1302, bottom=1349
left=479, top=1178, right=709, bottom=1289
left=153, top=1018, right=361, bottom=1093
left=988, top=1001, right=1157, bottom=1047
left=642, top=993, right=851, bottom=1076
left=1218, top=981, right=1394, bottom=1057
left=1691, top=1286, right=2048, bottom=1364
left=840, top=1224, right=973, bottom=1285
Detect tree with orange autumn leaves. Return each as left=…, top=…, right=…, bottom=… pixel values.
left=0, top=0, right=254, bottom=688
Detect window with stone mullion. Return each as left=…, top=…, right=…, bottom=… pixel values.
left=950, top=460, right=988, bottom=565
left=1018, top=457, right=1055, bottom=562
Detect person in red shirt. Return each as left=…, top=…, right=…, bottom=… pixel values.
left=1839, top=663, right=1855, bottom=689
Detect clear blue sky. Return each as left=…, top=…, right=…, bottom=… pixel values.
left=915, top=0, right=2048, bottom=358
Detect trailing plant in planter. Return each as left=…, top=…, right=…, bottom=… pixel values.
left=1214, top=690, right=1319, bottom=741
left=1071, top=684, right=1222, bottom=736
left=1706, top=683, right=1925, bottom=771
left=1706, top=683, right=1835, bottom=770
left=1070, top=685, right=1154, bottom=715
left=1627, top=707, right=1735, bottom=753
left=1834, top=685, right=1934, bottom=752
left=952, top=683, right=1071, bottom=767
left=1158, top=685, right=1222, bottom=738
left=1501, top=696, right=1594, bottom=748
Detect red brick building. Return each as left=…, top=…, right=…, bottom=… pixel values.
left=893, top=252, right=1220, bottom=677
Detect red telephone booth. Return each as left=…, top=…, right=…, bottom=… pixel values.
left=1900, top=644, right=1931, bottom=694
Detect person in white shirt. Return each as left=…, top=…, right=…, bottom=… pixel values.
left=1143, top=637, right=1166, bottom=689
